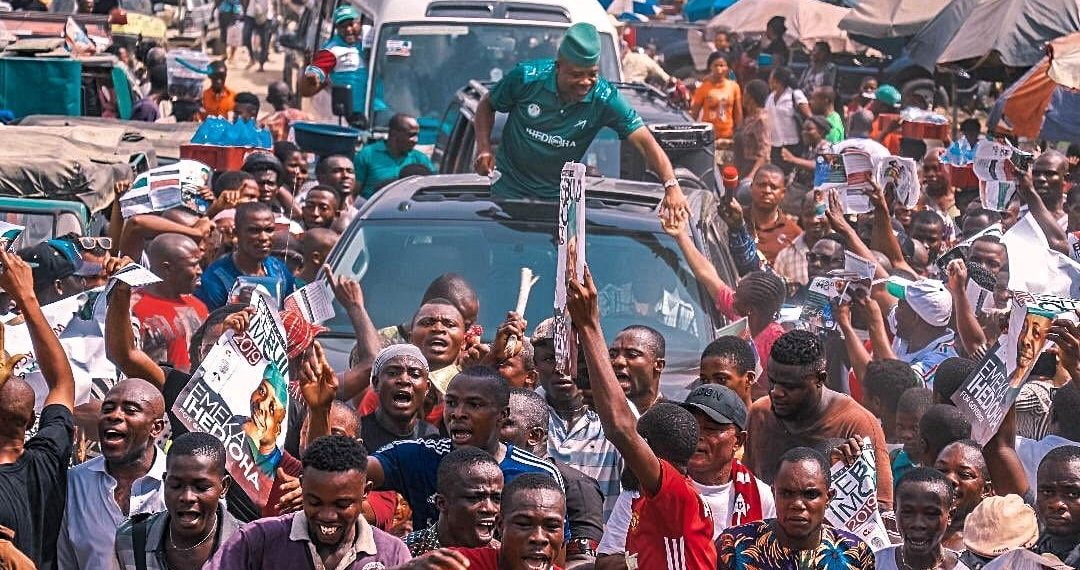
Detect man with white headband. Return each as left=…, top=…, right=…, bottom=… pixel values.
left=884, top=277, right=959, bottom=387
left=360, top=345, right=439, bottom=452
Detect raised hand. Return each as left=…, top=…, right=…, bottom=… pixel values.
left=945, top=258, right=969, bottom=294
left=223, top=307, right=256, bottom=335
left=0, top=251, right=35, bottom=304
left=565, top=264, right=599, bottom=329
left=325, top=264, right=365, bottom=312
left=659, top=186, right=691, bottom=229
left=489, top=311, right=527, bottom=361
left=298, top=341, right=338, bottom=411
left=273, top=468, right=303, bottom=514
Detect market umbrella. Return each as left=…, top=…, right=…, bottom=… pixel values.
left=936, top=0, right=1080, bottom=69
left=987, top=34, right=1080, bottom=143
left=683, top=0, right=740, bottom=22
left=893, top=0, right=982, bottom=73
left=705, top=0, right=853, bottom=52
left=838, top=0, right=951, bottom=55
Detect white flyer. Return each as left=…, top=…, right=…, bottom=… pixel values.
left=284, top=279, right=335, bottom=324
left=121, top=160, right=212, bottom=218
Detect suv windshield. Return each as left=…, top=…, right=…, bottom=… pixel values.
left=371, top=22, right=619, bottom=129
left=327, top=218, right=714, bottom=363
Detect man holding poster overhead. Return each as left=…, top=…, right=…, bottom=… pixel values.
left=473, top=23, right=690, bottom=224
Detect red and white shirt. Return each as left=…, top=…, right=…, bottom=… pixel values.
left=625, top=460, right=716, bottom=570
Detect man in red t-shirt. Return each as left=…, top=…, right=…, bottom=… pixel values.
left=567, top=266, right=717, bottom=570
left=131, top=234, right=208, bottom=372
left=400, top=473, right=565, bottom=570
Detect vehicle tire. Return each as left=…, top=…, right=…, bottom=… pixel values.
left=901, top=78, right=941, bottom=110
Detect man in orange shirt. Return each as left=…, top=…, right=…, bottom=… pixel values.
left=202, top=60, right=236, bottom=118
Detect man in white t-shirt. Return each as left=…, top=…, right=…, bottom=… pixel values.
left=596, top=385, right=774, bottom=560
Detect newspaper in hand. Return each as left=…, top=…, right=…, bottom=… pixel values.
left=121, top=160, right=212, bottom=218
left=1003, top=214, right=1080, bottom=299
left=972, top=140, right=1033, bottom=211
left=874, top=156, right=920, bottom=209
left=0, top=222, right=24, bottom=252
left=284, top=279, right=335, bottom=324
left=844, top=251, right=877, bottom=281
left=825, top=437, right=890, bottom=551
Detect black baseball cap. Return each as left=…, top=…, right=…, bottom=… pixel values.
left=18, top=242, right=76, bottom=288
left=680, top=384, right=747, bottom=430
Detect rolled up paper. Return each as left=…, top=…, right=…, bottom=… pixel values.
left=515, top=268, right=540, bottom=316
left=506, top=268, right=540, bottom=358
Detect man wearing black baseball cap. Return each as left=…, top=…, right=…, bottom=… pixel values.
left=597, top=383, right=775, bottom=563
left=680, top=384, right=774, bottom=535
left=17, top=241, right=82, bottom=305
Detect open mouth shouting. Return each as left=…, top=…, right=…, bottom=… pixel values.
left=173, top=509, right=205, bottom=530
left=475, top=518, right=496, bottom=542
left=390, top=389, right=414, bottom=410
left=101, top=427, right=128, bottom=451
left=612, top=371, right=632, bottom=393
left=448, top=424, right=473, bottom=446
left=520, top=552, right=554, bottom=570
left=425, top=336, right=450, bottom=356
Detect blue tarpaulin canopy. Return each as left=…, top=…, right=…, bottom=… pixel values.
left=682, top=0, right=740, bottom=22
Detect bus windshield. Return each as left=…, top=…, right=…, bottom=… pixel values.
left=369, top=22, right=619, bottom=133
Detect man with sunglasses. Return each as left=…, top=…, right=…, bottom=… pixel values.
left=130, top=234, right=208, bottom=372
left=16, top=238, right=100, bottom=306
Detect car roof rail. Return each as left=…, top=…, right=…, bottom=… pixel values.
left=410, top=183, right=492, bottom=201
left=583, top=180, right=664, bottom=211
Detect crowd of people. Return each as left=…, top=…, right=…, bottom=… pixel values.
left=2, top=5, right=1080, bottom=570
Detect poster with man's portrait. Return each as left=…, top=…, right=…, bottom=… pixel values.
left=953, top=292, right=1080, bottom=443
left=173, top=291, right=289, bottom=507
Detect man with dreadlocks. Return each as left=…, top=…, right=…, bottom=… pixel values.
left=744, top=330, right=894, bottom=507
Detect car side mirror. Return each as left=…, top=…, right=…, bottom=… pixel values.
left=331, top=84, right=353, bottom=118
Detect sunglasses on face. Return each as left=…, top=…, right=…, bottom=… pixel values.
left=806, top=253, right=840, bottom=264
left=75, top=237, right=112, bottom=251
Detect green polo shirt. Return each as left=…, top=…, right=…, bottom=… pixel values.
left=825, top=111, right=845, bottom=144
left=353, top=140, right=436, bottom=198
left=488, top=59, right=645, bottom=199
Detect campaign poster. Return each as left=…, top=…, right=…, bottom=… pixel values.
left=874, top=156, right=919, bottom=209
left=172, top=292, right=289, bottom=507
left=121, top=160, right=212, bottom=218
left=825, top=437, right=890, bottom=551
left=953, top=292, right=1080, bottom=443
left=554, top=162, right=585, bottom=376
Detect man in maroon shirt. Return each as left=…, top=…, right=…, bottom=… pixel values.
left=207, top=435, right=411, bottom=569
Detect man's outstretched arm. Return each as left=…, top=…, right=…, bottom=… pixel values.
left=567, top=264, right=663, bottom=495
left=0, top=251, right=75, bottom=411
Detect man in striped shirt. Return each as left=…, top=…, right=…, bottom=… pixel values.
left=532, top=318, right=626, bottom=518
